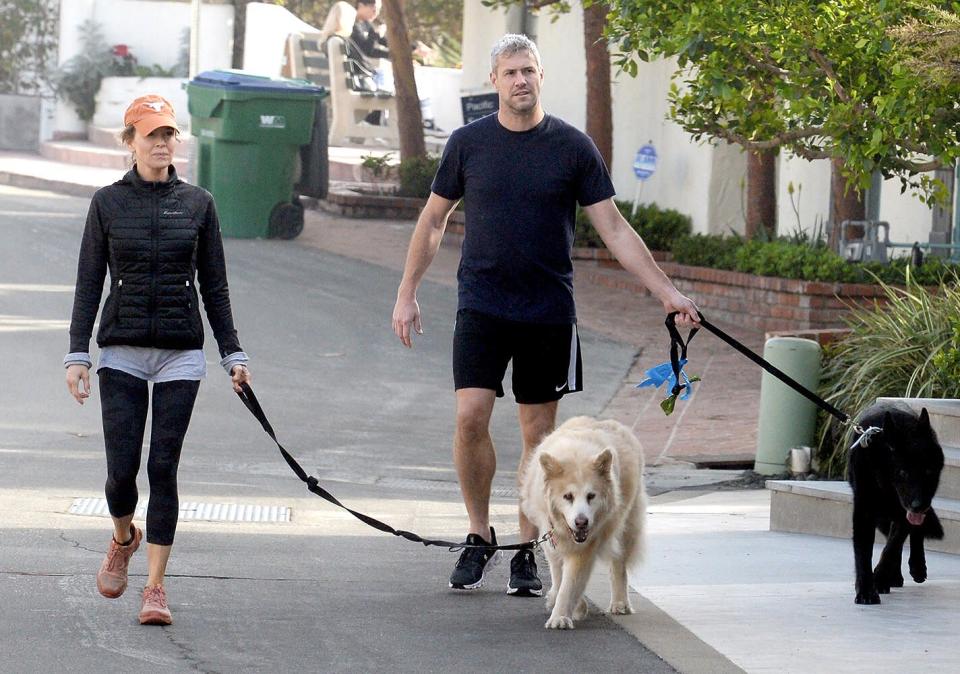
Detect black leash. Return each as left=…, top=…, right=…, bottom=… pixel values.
left=235, top=382, right=547, bottom=552
left=666, top=312, right=861, bottom=430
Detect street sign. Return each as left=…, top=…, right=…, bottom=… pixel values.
left=633, top=144, right=658, bottom=181
left=460, top=92, right=499, bottom=125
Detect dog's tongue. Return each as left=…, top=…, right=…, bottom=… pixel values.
left=907, top=511, right=926, bottom=526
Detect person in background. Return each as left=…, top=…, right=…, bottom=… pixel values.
left=351, top=0, right=440, bottom=129
left=64, top=94, right=250, bottom=626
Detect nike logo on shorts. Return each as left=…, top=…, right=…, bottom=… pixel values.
left=555, top=382, right=568, bottom=392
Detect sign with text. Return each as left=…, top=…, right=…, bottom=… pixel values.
left=460, top=92, right=499, bottom=125
left=633, top=144, right=658, bottom=181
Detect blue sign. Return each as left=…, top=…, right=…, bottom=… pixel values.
left=633, top=144, right=658, bottom=181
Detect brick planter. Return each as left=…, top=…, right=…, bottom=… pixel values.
left=319, top=187, right=881, bottom=332
left=657, top=263, right=885, bottom=331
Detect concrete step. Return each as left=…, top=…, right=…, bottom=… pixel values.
left=880, top=397, right=960, bottom=446
left=88, top=126, right=194, bottom=153
left=40, top=140, right=190, bottom=176
left=942, top=446, right=960, bottom=501
left=768, top=480, right=960, bottom=554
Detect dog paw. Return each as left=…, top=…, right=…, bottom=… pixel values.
left=855, top=589, right=881, bottom=605
left=545, top=614, right=575, bottom=630
left=573, top=598, right=588, bottom=620
left=608, top=600, right=633, bottom=615
left=910, top=563, right=927, bottom=584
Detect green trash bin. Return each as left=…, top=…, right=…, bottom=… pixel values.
left=187, top=70, right=327, bottom=239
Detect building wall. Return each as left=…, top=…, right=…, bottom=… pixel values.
left=462, top=2, right=944, bottom=246
left=53, top=0, right=233, bottom=137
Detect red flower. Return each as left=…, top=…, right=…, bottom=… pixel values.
left=112, top=44, right=129, bottom=57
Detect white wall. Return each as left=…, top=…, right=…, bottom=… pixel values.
left=52, top=0, right=234, bottom=138
left=92, top=0, right=234, bottom=72
left=241, top=2, right=320, bottom=77
left=463, top=2, right=942, bottom=245
left=777, top=154, right=938, bottom=246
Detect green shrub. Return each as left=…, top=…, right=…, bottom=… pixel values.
left=670, top=233, right=960, bottom=285
left=814, top=269, right=960, bottom=477
left=573, top=200, right=692, bottom=250
left=670, top=233, right=743, bottom=268
left=398, top=154, right=440, bottom=198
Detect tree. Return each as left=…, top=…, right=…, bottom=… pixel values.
left=604, top=0, right=960, bottom=213
left=485, top=0, right=614, bottom=169
left=383, top=0, right=426, bottom=159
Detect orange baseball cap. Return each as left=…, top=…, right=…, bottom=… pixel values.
left=123, top=94, right=180, bottom=135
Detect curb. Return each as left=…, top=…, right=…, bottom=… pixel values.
left=0, top=171, right=98, bottom=198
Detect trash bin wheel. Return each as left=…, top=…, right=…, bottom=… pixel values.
left=268, top=200, right=304, bottom=240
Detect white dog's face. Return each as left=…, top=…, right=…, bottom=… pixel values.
left=540, top=448, right=614, bottom=545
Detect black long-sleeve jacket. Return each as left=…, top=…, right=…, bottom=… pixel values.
left=351, top=20, right=390, bottom=61
left=68, top=166, right=241, bottom=358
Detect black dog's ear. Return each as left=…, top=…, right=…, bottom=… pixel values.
left=918, top=407, right=931, bottom=431
left=882, top=411, right=894, bottom=431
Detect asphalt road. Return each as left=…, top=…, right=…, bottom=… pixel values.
left=0, top=184, right=678, bottom=672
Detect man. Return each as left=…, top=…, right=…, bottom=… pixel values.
left=391, top=34, right=699, bottom=596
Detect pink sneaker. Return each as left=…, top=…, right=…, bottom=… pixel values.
left=96, top=526, right=142, bottom=598
left=139, top=585, right=173, bottom=625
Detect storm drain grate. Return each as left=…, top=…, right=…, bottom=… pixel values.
left=374, top=477, right=518, bottom=498
left=68, top=497, right=291, bottom=523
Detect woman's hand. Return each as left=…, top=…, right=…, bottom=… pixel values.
left=231, top=364, right=251, bottom=393
left=66, top=364, right=91, bottom=405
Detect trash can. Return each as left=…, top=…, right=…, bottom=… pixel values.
left=754, top=337, right=822, bottom=475
left=296, top=97, right=329, bottom=200
left=186, top=70, right=327, bottom=239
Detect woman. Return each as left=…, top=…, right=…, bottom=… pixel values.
left=64, top=94, right=250, bottom=626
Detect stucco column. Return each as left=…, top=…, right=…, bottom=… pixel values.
left=52, top=0, right=96, bottom=138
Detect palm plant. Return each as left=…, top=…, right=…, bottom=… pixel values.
left=816, top=269, right=960, bottom=477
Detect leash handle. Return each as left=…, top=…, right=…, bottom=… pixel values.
left=236, top=382, right=541, bottom=552
left=667, top=312, right=850, bottom=425
left=665, top=312, right=700, bottom=396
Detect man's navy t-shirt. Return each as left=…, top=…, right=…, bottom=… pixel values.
left=431, top=113, right=615, bottom=324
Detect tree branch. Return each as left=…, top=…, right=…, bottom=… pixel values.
left=808, top=48, right=850, bottom=102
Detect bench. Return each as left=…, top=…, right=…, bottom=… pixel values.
left=284, top=32, right=399, bottom=147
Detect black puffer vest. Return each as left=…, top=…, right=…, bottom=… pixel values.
left=68, top=166, right=241, bottom=358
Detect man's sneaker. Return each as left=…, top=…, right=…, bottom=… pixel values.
left=96, top=525, right=142, bottom=599
left=139, top=585, right=173, bottom=625
left=507, top=548, right=543, bottom=597
left=449, top=527, right=502, bottom=590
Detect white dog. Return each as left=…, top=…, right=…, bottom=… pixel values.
left=520, top=416, right=646, bottom=629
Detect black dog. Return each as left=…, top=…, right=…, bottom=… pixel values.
left=848, top=403, right=944, bottom=604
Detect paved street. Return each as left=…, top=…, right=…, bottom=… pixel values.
left=0, top=184, right=679, bottom=672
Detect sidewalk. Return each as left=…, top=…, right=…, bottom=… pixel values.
left=5, top=151, right=960, bottom=673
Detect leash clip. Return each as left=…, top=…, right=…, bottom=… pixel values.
left=850, top=425, right=882, bottom=449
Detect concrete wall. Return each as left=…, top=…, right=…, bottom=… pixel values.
left=52, top=0, right=233, bottom=138
left=0, top=95, right=42, bottom=151
left=461, top=2, right=948, bottom=244
left=242, top=2, right=320, bottom=77
left=777, top=154, right=939, bottom=249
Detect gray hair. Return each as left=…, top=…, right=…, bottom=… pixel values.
left=490, top=34, right=541, bottom=73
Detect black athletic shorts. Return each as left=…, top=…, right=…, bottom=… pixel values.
left=452, top=308, right=583, bottom=404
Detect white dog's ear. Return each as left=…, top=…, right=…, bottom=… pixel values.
left=539, top=452, right=563, bottom=478
left=593, top=448, right=614, bottom=476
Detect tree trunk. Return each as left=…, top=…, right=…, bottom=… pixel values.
left=382, top=0, right=426, bottom=160
left=746, top=149, right=777, bottom=239
left=232, top=0, right=253, bottom=69
left=582, top=2, right=613, bottom=168
left=831, top=158, right=865, bottom=229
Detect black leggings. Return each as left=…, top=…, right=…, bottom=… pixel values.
left=98, top=367, right=200, bottom=546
